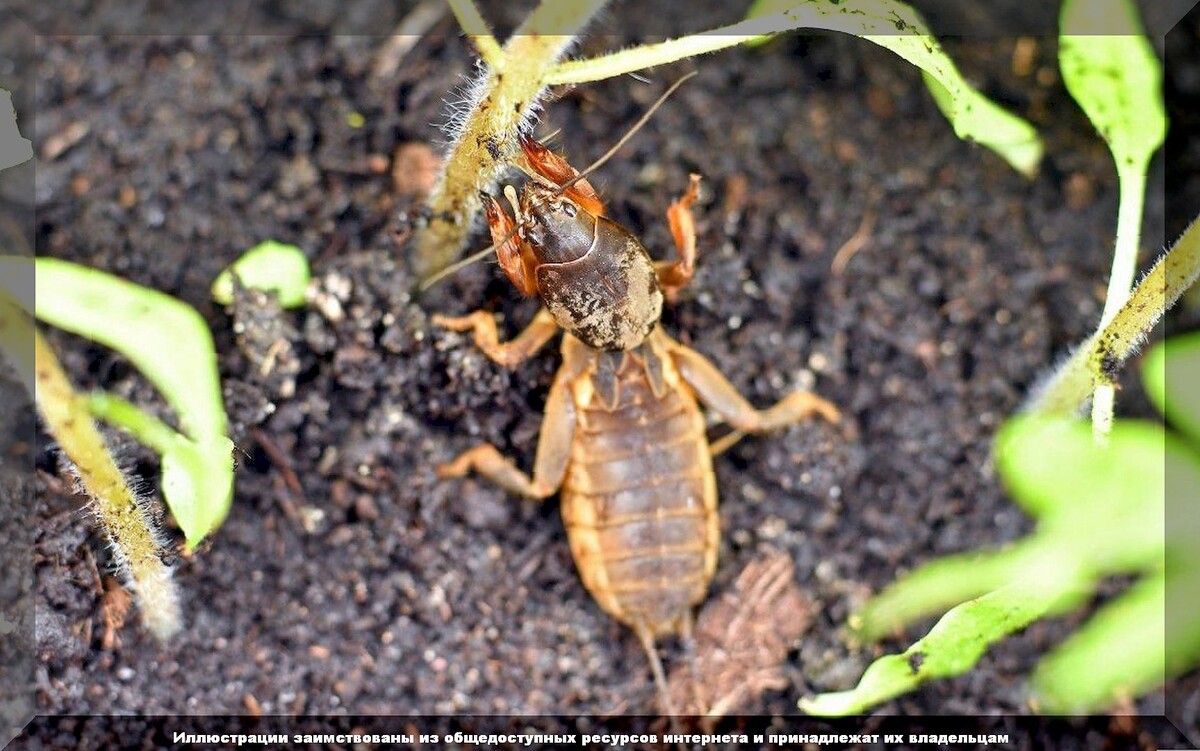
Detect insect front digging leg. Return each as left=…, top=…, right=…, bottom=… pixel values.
left=432, top=307, right=559, bottom=369
left=519, top=135, right=607, bottom=217
left=436, top=363, right=577, bottom=499
left=667, top=342, right=841, bottom=455
left=656, top=173, right=702, bottom=302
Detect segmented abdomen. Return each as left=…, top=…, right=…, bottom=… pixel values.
left=561, top=366, right=717, bottom=637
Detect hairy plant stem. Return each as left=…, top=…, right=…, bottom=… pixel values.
left=417, top=0, right=1044, bottom=282
left=446, top=0, right=503, bottom=69
left=0, top=298, right=180, bottom=639
left=1027, top=215, right=1200, bottom=418
left=413, top=0, right=608, bottom=278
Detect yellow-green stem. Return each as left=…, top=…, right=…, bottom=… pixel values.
left=547, top=30, right=763, bottom=85
left=0, top=300, right=181, bottom=639
left=414, top=0, right=609, bottom=278
left=1027, top=215, right=1200, bottom=417
left=544, top=1, right=1040, bottom=175
left=1091, top=162, right=1149, bottom=441
left=446, top=0, right=504, bottom=69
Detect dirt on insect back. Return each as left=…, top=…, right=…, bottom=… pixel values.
left=15, top=1, right=1200, bottom=748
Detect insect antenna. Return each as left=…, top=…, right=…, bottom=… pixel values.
left=635, top=622, right=684, bottom=735
left=418, top=236, right=509, bottom=291
left=555, top=70, right=697, bottom=196
left=679, top=612, right=705, bottom=719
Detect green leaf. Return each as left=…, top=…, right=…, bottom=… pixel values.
left=87, top=392, right=235, bottom=549
left=995, top=416, right=1164, bottom=572
left=854, top=546, right=1024, bottom=641
left=745, top=0, right=1043, bottom=175
left=1032, top=574, right=1164, bottom=713
left=803, top=584, right=1056, bottom=716
left=1143, top=332, right=1200, bottom=448
left=1059, top=0, right=1166, bottom=175
left=854, top=539, right=1096, bottom=644
left=212, top=240, right=311, bottom=309
left=825, top=415, right=1177, bottom=715
left=22, top=257, right=232, bottom=547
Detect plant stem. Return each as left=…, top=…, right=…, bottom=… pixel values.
left=34, top=327, right=182, bottom=639
left=547, top=27, right=763, bottom=85
left=446, top=0, right=504, bottom=70
left=0, top=299, right=181, bottom=639
left=418, top=0, right=1041, bottom=278
left=544, top=0, right=1040, bottom=175
left=1027, top=214, right=1200, bottom=417
left=1090, top=162, right=1149, bottom=441
left=414, top=0, right=609, bottom=279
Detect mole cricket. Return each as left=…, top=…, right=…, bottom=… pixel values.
left=429, top=96, right=842, bottom=715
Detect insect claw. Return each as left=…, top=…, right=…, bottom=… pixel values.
left=434, top=458, right=467, bottom=479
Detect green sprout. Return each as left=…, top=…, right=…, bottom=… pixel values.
left=1, top=293, right=182, bottom=639
left=211, top=240, right=311, bottom=309
left=415, top=0, right=1043, bottom=278
left=802, top=328, right=1200, bottom=715
left=0, top=257, right=235, bottom=637
left=798, top=0, right=1186, bottom=714
left=1058, top=0, right=1167, bottom=440
left=799, top=218, right=1200, bottom=716
left=24, top=258, right=235, bottom=548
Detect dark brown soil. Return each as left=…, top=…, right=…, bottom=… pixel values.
left=11, top=0, right=1200, bottom=748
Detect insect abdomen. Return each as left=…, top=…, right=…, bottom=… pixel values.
left=561, top=362, right=718, bottom=637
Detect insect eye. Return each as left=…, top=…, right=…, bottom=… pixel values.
left=525, top=223, right=545, bottom=247
left=561, top=201, right=577, bottom=218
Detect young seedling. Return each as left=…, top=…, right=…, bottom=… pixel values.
left=211, top=240, right=311, bottom=309
left=801, top=324, right=1200, bottom=715
left=212, top=240, right=310, bottom=400
left=797, top=0, right=1185, bottom=715
left=0, top=257, right=235, bottom=638
left=0, top=295, right=181, bottom=638
left=799, top=216, right=1198, bottom=715
left=415, top=0, right=1044, bottom=279
left=1058, top=0, right=1167, bottom=441
left=801, top=217, right=1199, bottom=715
